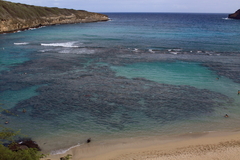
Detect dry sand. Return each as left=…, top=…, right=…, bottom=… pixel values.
left=42, top=131, right=240, bottom=160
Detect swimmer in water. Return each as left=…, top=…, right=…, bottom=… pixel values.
left=86, top=138, right=91, bottom=143
left=224, top=114, right=229, bottom=118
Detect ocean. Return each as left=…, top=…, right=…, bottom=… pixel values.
left=0, top=13, right=240, bottom=154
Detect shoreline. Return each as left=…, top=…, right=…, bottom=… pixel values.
left=42, top=130, right=240, bottom=160
left=0, top=19, right=109, bottom=35
left=0, top=1, right=109, bottom=34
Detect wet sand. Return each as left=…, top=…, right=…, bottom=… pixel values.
left=43, top=131, right=240, bottom=160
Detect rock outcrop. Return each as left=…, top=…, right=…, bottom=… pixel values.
left=8, top=138, right=41, bottom=151
left=228, top=9, right=240, bottom=19
left=0, top=0, right=108, bottom=33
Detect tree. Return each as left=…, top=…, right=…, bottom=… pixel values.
left=0, top=105, right=45, bottom=160
left=0, top=127, right=45, bottom=160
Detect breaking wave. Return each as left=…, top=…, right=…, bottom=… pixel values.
left=14, top=42, right=29, bottom=45
left=50, top=143, right=82, bottom=155
left=41, top=42, right=79, bottom=48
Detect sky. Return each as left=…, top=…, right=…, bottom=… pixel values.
left=7, top=0, right=240, bottom=13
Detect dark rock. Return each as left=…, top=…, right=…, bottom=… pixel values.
left=8, top=143, right=29, bottom=151
left=18, top=145, right=29, bottom=150
left=9, top=138, right=41, bottom=151
left=60, top=154, right=72, bottom=160
left=228, top=9, right=240, bottom=19
left=21, top=140, right=40, bottom=150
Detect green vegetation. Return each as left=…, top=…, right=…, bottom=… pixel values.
left=0, top=127, right=20, bottom=142
left=0, top=145, right=43, bottom=160
left=0, top=126, right=71, bottom=160
left=0, top=127, right=45, bottom=160
left=60, top=154, right=72, bottom=160
left=0, top=105, right=45, bottom=160
left=0, top=0, right=108, bottom=33
left=0, top=0, right=91, bottom=20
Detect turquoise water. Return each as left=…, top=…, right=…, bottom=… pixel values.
left=0, top=86, right=39, bottom=110
left=0, top=13, right=240, bottom=153
left=111, top=61, right=239, bottom=97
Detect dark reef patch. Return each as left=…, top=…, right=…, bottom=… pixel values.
left=0, top=49, right=235, bottom=131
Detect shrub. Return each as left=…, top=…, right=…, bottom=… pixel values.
left=0, top=144, right=44, bottom=160
left=60, top=154, right=72, bottom=160
left=0, top=127, right=45, bottom=160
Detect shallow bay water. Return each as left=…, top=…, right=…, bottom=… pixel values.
left=0, top=13, right=240, bottom=153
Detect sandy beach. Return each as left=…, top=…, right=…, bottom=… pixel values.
left=42, top=131, right=240, bottom=160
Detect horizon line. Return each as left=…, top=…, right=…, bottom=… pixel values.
left=98, top=11, right=231, bottom=14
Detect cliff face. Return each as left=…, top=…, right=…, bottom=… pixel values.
left=228, top=9, right=240, bottom=19
left=0, top=1, right=108, bottom=33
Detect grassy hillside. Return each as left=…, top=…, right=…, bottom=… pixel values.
left=0, top=0, right=103, bottom=19
left=0, top=0, right=108, bottom=33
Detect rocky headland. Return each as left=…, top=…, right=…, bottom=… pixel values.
left=228, top=9, right=240, bottom=19
left=0, top=0, right=108, bottom=34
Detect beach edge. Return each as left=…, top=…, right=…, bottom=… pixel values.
left=42, top=130, right=240, bottom=160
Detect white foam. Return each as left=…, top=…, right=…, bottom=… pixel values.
left=38, top=49, right=52, bottom=53
left=59, top=48, right=95, bottom=55
left=168, top=48, right=182, bottom=52
left=173, top=49, right=182, bottom=52
left=58, top=50, right=71, bottom=54
left=149, top=49, right=155, bottom=53
left=29, top=28, right=37, bottom=30
left=41, top=42, right=79, bottom=48
left=38, top=50, right=45, bottom=53
left=14, top=42, right=29, bottom=45
left=77, top=49, right=95, bottom=54
left=133, top=48, right=139, bottom=52
left=50, top=143, right=82, bottom=155
left=222, top=17, right=231, bottom=20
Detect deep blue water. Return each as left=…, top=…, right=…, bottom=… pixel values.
left=0, top=13, right=240, bottom=153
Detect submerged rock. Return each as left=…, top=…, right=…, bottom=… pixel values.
left=228, top=9, right=240, bottom=19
